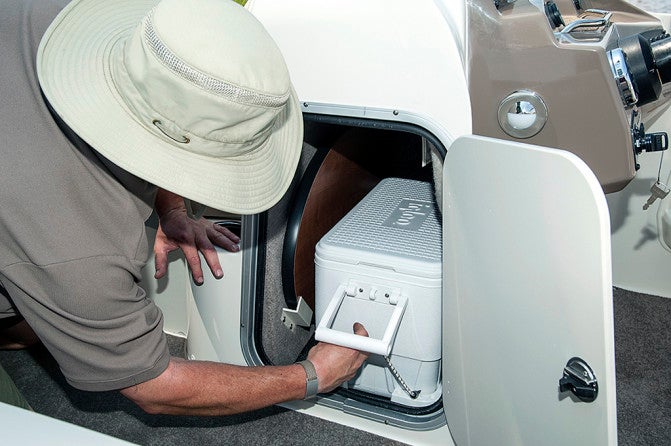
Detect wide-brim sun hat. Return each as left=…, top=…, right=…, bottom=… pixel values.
left=37, top=0, right=303, bottom=215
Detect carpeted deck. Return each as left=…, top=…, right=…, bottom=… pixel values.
left=613, top=288, right=671, bottom=446
left=0, top=335, right=403, bottom=446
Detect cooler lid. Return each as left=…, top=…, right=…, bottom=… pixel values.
left=315, top=177, right=442, bottom=279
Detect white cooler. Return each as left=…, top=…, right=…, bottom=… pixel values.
left=314, top=177, right=442, bottom=407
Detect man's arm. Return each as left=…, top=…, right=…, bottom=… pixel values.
left=154, top=188, right=240, bottom=284
left=120, top=323, right=369, bottom=416
left=146, top=190, right=370, bottom=415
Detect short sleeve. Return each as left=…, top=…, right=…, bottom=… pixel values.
left=1, top=256, right=170, bottom=391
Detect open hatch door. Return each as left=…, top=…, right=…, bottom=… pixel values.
left=443, top=136, right=617, bottom=445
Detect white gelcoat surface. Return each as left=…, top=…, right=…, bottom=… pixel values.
left=1, top=403, right=136, bottom=445
left=443, top=136, right=617, bottom=446
left=246, top=0, right=471, bottom=147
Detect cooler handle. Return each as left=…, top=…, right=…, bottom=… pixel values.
left=315, top=284, right=407, bottom=356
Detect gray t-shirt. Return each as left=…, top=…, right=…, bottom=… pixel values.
left=0, top=0, right=170, bottom=391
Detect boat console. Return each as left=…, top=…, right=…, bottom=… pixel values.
left=471, top=0, right=671, bottom=192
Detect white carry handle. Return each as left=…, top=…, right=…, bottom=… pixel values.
left=315, top=284, right=408, bottom=356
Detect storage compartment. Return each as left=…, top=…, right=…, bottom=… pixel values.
left=314, top=178, right=442, bottom=408
left=252, top=116, right=446, bottom=427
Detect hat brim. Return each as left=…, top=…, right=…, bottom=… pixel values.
left=37, top=0, right=303, bottom=215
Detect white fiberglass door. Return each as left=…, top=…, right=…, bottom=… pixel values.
left=442, top=136, right=617, bottom=446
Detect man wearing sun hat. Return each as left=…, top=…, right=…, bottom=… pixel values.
left=0, top=0, right=368, bottom=414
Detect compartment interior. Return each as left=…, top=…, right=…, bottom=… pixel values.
left=254, top=116, right=444, bottom=418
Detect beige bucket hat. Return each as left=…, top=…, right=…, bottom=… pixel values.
left=37, top=0, right=303, bottom=215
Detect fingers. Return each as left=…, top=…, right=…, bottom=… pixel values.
left=182, top=244, right=205, bottom=285
left=212, top=223, right=240, bottom=244
left=195, top=221, right=240, bottom=281
left=352, top=322, right=368, bottom=337
left=307, top=323, right=371, bottom=393
left=351, top=323, right=370, bottom=364
left=155, top=213, right=240, bottom=284
left=154, top=249, right=169, bottom=280
left=201, top=249, right=223, bottom=280
left=196, top=234, right=224, bottom=280
left=207, top=224, right=240, bottom=252
left=153, top=227, right=173, bottom=280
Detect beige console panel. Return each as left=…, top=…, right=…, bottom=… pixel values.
left=468, top=0, right=660, bottom=192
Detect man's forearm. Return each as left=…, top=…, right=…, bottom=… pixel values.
left=121, top=357, right=307, bottom=416
left=121, top=324, right=369, bottom=416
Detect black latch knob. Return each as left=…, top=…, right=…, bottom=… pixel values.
left=558, top=357, right=598, bottom=403
left=559, top=374, right=598, bottom=401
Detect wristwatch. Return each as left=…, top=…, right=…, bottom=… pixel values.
left=297, top=360, right=319, bottom=400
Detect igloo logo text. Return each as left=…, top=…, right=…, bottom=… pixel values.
left=382, top=199, right=432, bottom=230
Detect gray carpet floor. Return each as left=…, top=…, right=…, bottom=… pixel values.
left=0, top=335, right=403, bottom=446
left=613, top=288, right=671, bottom=446
left=0, top=287, right=669, bottom=445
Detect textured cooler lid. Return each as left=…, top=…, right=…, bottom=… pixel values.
left=316, top=177, right=442, bottom=278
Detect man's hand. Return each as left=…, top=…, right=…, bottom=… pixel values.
left=307, top=322, right=370, bottom=393
left=154, top=189, right=240, bottom=284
